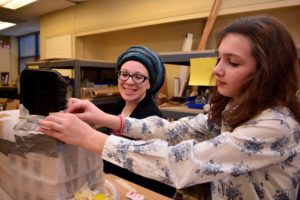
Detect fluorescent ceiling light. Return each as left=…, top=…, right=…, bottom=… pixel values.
left=0, top=0, right=10, bottom=5
left=0, top=0, right=37, bottom=10
left=0, top=21, right=16, bottom=30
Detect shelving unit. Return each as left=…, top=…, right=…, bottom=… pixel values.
left=159, top=47, right=300, bottom=65
left=26, top=59, right=116, bottom=98
left=25, top=46, right=300, bottom=110
left=159, top=50, right=217, bottom=65
left=25, top=51, right=218, bottom=100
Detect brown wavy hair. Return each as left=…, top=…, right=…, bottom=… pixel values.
left=209, top=15, right=300, bottom=129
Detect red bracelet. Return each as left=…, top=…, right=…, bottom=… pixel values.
left=114, top=115, right=125, bottom=136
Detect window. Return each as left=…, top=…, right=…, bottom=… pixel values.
left=18, top=32, right=40, bottom=73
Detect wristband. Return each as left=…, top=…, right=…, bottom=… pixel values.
left=114, top=115, right=125, bottom=136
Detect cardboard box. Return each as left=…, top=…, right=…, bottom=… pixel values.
left=0, top=110, right=104, bottom=200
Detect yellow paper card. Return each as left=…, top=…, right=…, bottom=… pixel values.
left=189, top=57, right=217, bottom=86
left=27, top=65, right=40, bottom=69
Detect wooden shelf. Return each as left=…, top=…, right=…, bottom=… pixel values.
left=159, top=46, right=300, bottom=66
left=159, top=50, right=217, bottom=65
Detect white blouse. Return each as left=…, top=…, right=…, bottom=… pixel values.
left=102, top=106, right=300, bottom=199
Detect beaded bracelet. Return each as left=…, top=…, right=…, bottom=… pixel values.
left=114, top=115, right=125, bottom=136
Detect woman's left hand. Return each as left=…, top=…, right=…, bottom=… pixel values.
left=38, top=112, right=107, bottom=153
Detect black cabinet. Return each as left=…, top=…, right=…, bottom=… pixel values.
left=0, top=87, right=18, bottom=99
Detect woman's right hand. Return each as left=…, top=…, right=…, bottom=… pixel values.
left=65, top=98, right=122, bottom=131
left=65, top=98, right=106, bottom=125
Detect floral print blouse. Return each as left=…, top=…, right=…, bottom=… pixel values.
left=102, top=106, right=300, bottom=199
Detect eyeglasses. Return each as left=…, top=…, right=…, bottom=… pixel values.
left=117, top=71, right=148, bottom=84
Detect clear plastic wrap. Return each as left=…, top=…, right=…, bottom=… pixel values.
left=0, top=110, right=105, bottom=200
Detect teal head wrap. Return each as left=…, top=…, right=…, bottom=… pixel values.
left=116, top=46, right=165, bottom=96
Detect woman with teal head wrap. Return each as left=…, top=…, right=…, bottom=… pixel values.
left=107, top=46, right=175, bottom=197
left=116, top=45, right=165, bottom=98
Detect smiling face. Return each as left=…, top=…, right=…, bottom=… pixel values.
left=213, top=33, right=257, bottom=100
left=118, top=60, right=150, bottom=104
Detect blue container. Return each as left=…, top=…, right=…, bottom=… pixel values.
left=187, top=102, right=204, bottom=109
left=186, top=96, right=197, bottom=102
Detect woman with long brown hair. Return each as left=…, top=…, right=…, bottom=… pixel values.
left=39, top=15, right=300, bottom=199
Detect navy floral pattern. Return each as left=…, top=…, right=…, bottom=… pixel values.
left=170, top=142, right=191, bottom=162
left=230, top=161, right=250, bottom=177
left=292, top=170, right=300, bottom=188
left=241, top=137, right=265, bottom=156
left=253, top=182, right=264, bottom=199
left=223, top=181, right=243, bottom=200
left=293, top=129, right=300, bottom=143
left=281, top=151, right=297, bottom=169
left=202, top=160, right=224, bottom=177
left=102, top=107, right=300, bottom=199
left=271, top=136, right=289, bottom=156
left=209, top=135, right=226, bottom=147
left=273, top=190, right=289, bottom=200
